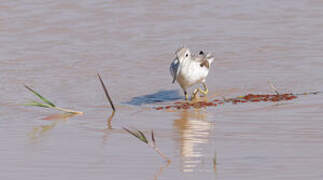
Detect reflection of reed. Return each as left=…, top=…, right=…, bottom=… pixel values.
left=173, top=110, right=213, bottom=172
left=153, top=160, right=171, bottom=180
left=102, top=111, right=115, bottom=144
left=107, top=111, right=115, bottom=129
left=28, top=113, right=77, bottom=140
left=29, top=121, right=58, bottom=139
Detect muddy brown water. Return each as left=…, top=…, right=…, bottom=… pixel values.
left=1, top=0, right=323, bottom=179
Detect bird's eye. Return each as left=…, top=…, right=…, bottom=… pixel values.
left=199, top=51, right=204, bottom=55
left=185, top=54, right=188, bottom=57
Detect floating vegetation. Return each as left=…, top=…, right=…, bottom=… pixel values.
left=24, top=85, right=83, bottom=114
left=123, top=128, right=171, bottom=163
left=154, top=91, right=321, bottom=110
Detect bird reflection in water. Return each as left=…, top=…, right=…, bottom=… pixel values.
left=173, top=109, right=215, bottom=172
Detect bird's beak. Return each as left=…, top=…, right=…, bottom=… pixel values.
left=207, top=54, right=215, bottom=64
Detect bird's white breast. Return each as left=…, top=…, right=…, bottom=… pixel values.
left=177, top=60, right=209, bottom=89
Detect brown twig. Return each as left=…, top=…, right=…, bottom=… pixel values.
left=268, top=81, right=280, bottom=95
left=97, top=73, right=116, bottom=112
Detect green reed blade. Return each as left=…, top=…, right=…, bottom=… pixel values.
left=124, top=128, right=148, bottom=144
left=24, top=85, right=56, bottom=107
left=24, top=101, right=52, bottom=108
left=137, top=130, right=148, bottom=144
left=123, top=128, right=141, bottom=140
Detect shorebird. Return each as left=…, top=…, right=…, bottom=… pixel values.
left=170, top=47, right=215, bottom=100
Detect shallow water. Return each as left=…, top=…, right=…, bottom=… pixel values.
left=1, top=0, right=323, bottom=179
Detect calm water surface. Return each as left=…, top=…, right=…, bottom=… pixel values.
left=1, top=0, right=323, bottom=179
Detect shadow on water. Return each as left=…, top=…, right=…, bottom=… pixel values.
left=126, top=90, right=182, bottom=106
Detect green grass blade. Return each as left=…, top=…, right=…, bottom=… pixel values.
left=24, top=101, right=52, bottom=108
left=137, top=130, right=148, bottom=144
left=24, top=85, right=56, bottom=107
left=124, top=128, right=148, bottom=144
left=123, top=128, right=141, bottom=140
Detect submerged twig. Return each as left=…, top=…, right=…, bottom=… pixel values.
left=97, top=73, right=115, bottom=112
left=24, top=85, right=83, bottom=114
left=123, top=128, right=171, bottom=163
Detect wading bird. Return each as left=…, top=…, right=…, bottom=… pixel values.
left=170, top=47, right=215, bottom=100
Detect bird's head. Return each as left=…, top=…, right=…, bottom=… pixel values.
left=175, top=47, right=191, bottom=62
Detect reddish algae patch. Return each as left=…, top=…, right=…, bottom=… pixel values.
left=154, top=93, right=298, bottom=110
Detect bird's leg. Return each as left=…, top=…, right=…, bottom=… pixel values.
left=201, top=82, right=208, bottom=95
left=192, top=89, right=199, bottom=100
left=191, top=83, right=209, bottom=99
left=184, top=90, right=188, bottom=100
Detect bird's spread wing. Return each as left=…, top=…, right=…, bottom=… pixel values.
left=170, top=59, right=180, bottom=83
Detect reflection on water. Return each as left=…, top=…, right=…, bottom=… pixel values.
left=29, top=113, right=77, bottom=140
left=213, top=152, right=217, bottom=173
left=126, top=90, right=182, bottom=105
left=153, top=160, right=171, bottom=180
left=106, top=111, right=115, bottom=129
left=29, top=121, right=59, bottom=139
left=173, top=109, right=215, bottom=172
left=101, top=111, right=115, bottom=145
